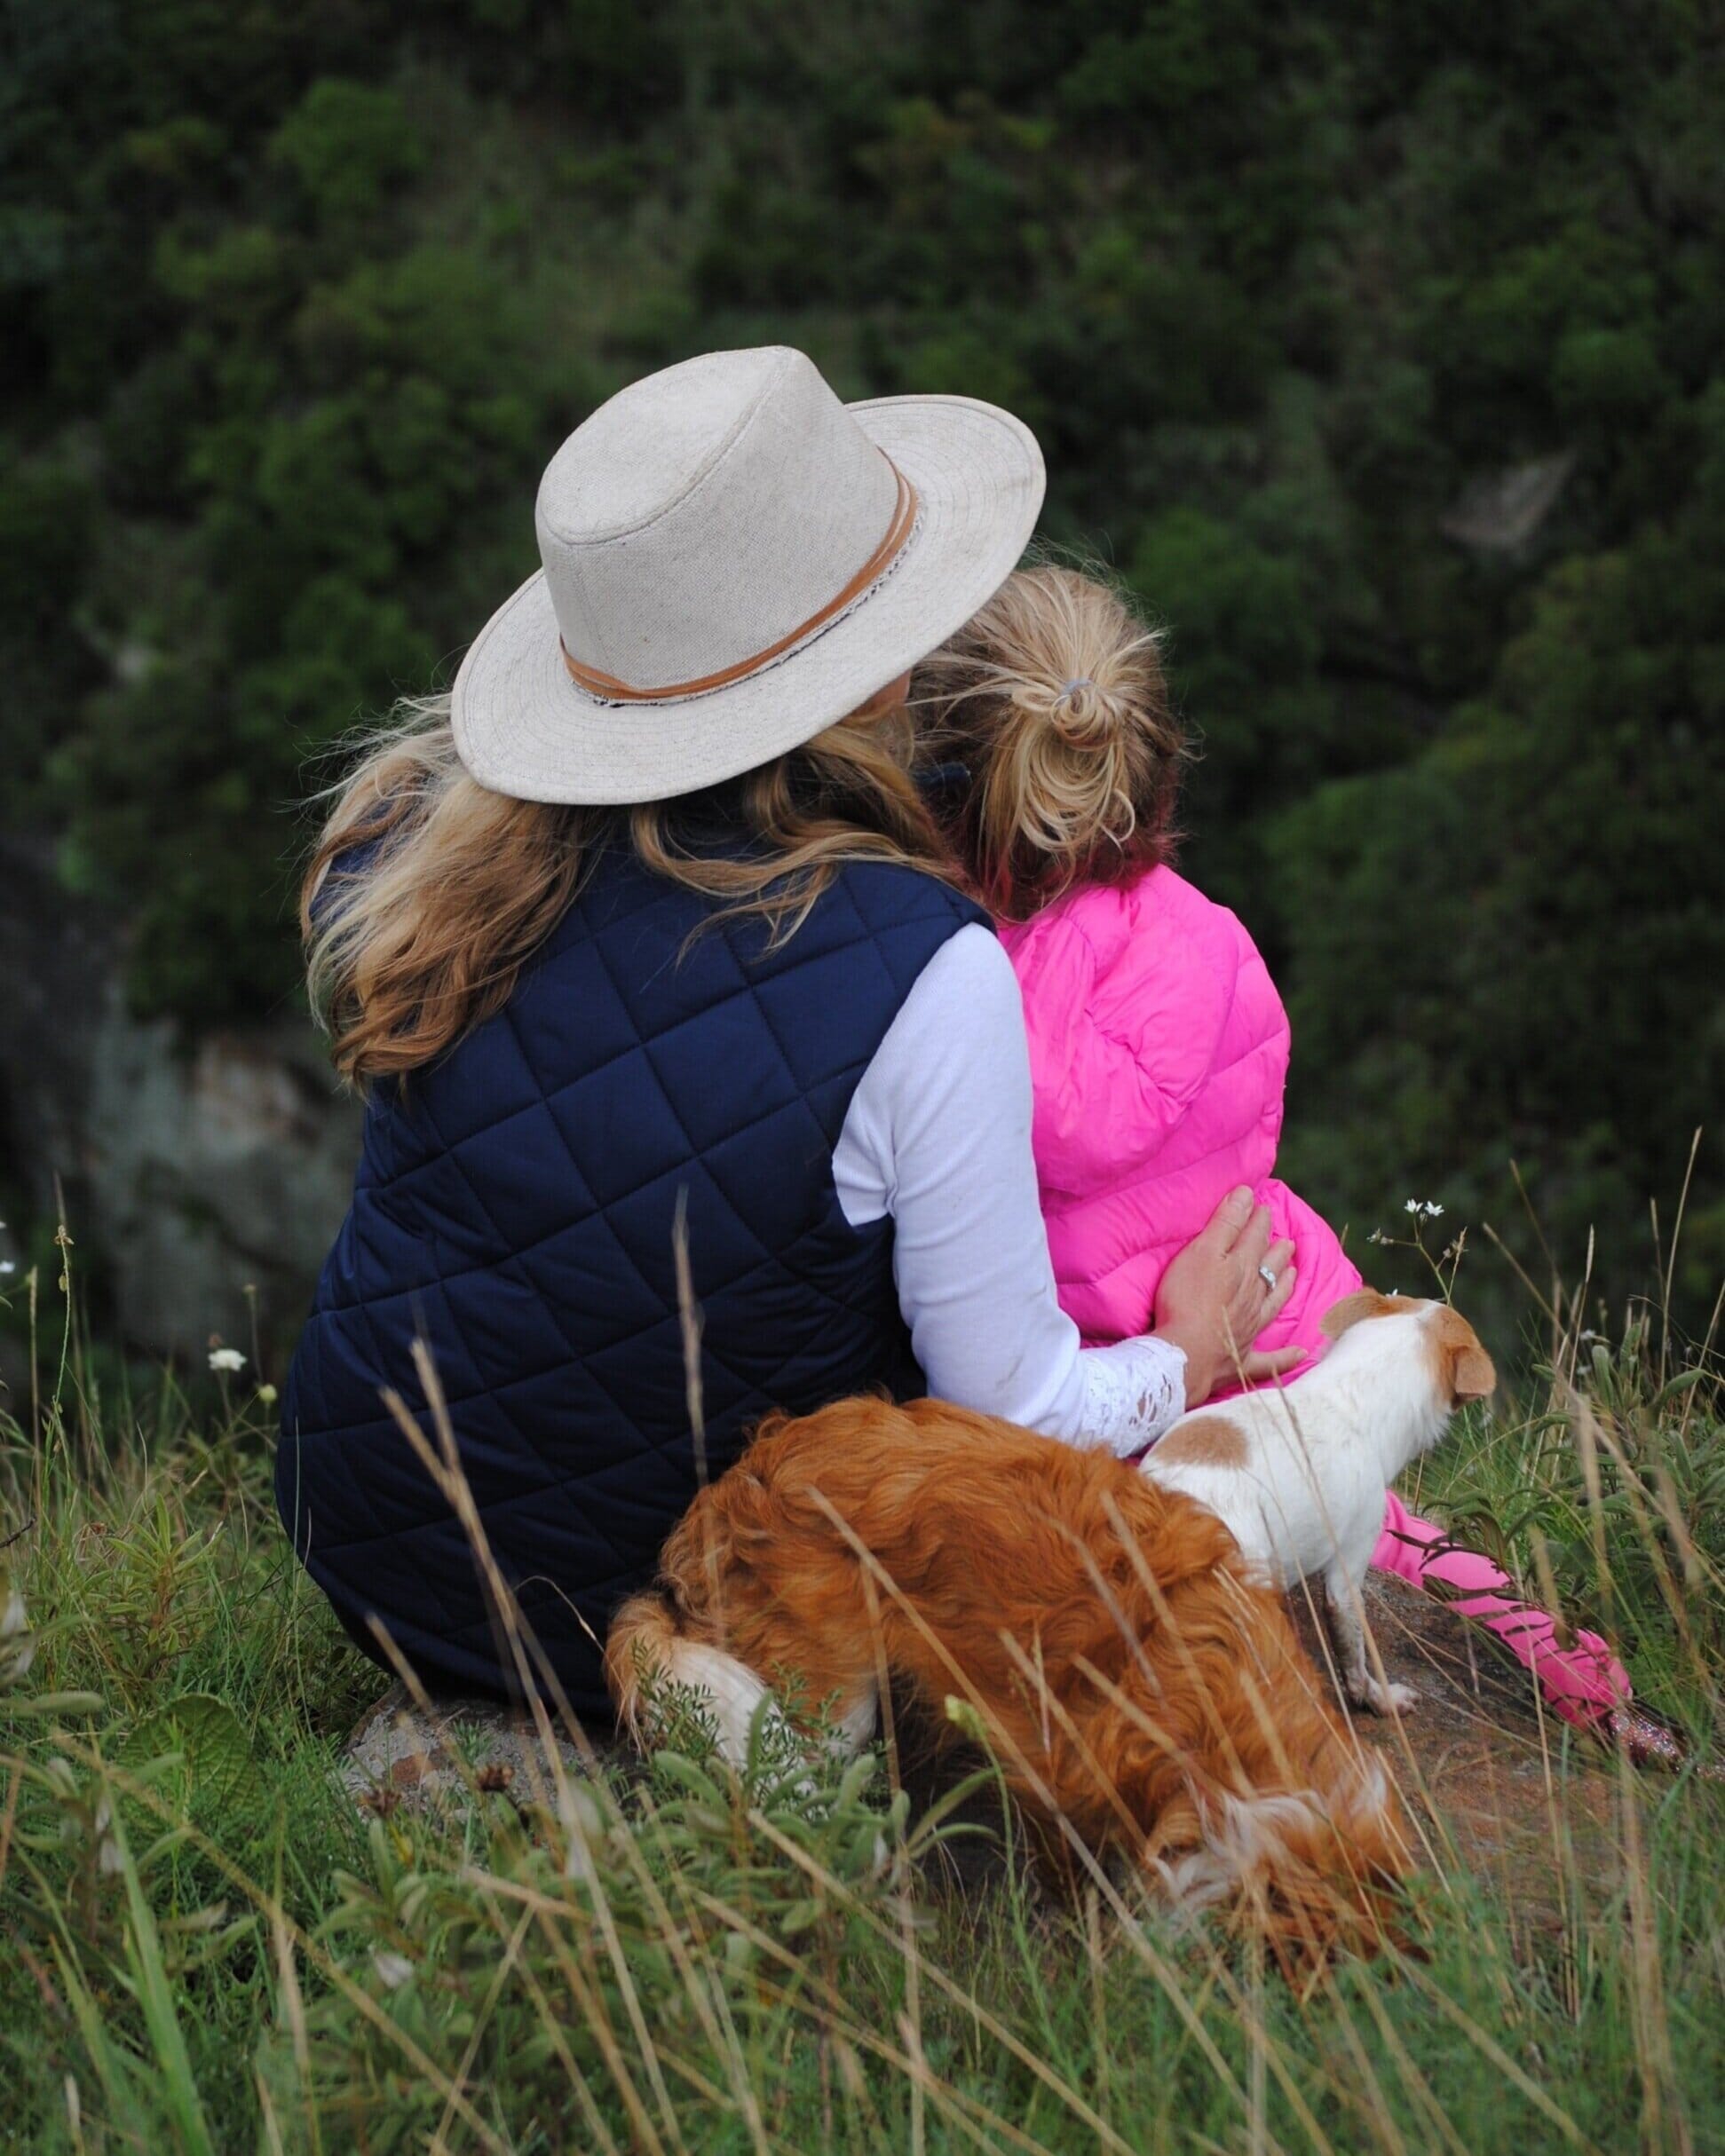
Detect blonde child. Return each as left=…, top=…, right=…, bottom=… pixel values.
left=919, top=565, right=1636, bottom=1738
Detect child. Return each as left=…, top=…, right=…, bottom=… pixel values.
left=918, top=564, right=1635, bottom=1740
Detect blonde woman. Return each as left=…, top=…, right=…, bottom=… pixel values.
left=278, top=349, right=1298, bottom=1717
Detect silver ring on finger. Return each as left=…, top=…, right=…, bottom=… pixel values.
left=1258, top=1264, right=1278, bottom=1291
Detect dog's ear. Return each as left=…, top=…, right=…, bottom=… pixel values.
left=1431, top=1308, right=1496, bottom=1402
left=1451, top=1342, right=1496, bottom=1402
left=1320, top=1289, right=1401, bottom=1340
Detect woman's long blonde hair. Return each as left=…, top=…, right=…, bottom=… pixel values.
left=914, top=565, right=1189, bottom=921
left=305, top=688, right=952, bottom=1087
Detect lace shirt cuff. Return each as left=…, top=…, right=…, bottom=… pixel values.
left=1074, top=1335, right=1189, bottom=1457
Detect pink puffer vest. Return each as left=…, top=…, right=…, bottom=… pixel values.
left=1000, top=866, right=1361, bottom=1382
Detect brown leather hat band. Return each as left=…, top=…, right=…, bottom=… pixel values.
left=560, top=461, right=918, bottom=702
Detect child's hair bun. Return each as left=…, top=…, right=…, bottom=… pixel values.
left=1041, top=674, right=1130, bottom=746
left=916, top=564, right=1188, bottom=920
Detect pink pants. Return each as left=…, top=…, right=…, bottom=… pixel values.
left=1371, top=1491, right=1629, bottom=1726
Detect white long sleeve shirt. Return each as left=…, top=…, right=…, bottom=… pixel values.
left=832, top=923, right=1187, bottom=1454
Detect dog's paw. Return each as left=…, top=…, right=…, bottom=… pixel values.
left=1352, top=1677, right=1418, bottom=1718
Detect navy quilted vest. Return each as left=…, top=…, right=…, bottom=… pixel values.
left=277, top=845, right=986, bottom=1718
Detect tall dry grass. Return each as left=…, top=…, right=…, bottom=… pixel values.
left=1, top=1192, right=1721, bottom=2152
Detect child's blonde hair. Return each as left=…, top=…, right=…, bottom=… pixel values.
left=915, top=565, right=1188, bottom=920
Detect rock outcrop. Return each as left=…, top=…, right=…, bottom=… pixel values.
left=0, top=835, right=359, bottom=1376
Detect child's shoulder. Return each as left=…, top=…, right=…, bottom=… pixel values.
left=1006, top=865, right=1251, bottom=976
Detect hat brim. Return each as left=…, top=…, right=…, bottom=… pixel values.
left=449, top=393, right=1046, bottom=806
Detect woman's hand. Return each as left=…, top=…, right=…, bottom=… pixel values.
left=1151, top=1187, right=1301, bottom=1408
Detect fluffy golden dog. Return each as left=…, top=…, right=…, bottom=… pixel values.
left=607, top=1395, right=1412, bottom=1967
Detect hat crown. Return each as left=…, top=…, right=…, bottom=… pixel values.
left=535, top=347, right=902, bottom=698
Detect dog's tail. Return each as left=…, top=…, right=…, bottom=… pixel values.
left=605, top=1588, right=773, bottom=1768
left=1153, top=1745, right=1413, bottom=1970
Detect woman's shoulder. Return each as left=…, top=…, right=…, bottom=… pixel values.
left=571, top=849, right=990, bottom=1001
left=820, top=858, right=992, bottom=943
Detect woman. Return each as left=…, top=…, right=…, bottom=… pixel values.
left=278, top=347, right=1298, bottom=1719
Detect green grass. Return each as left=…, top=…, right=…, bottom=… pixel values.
left=3, top=1251, right=1722, bottom=2154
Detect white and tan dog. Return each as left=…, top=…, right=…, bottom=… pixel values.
left=1142, top=1291, right=1496, bottom=1716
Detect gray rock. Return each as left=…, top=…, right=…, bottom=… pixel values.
left=0, top=834, right=358, bottom=1371
left=83, top=1000, right=358, bottom=1358
left=340, top=1683, right=605, bottom=1815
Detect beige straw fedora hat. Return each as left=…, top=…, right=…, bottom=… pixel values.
left=450, top=345, right=1045, bottom=804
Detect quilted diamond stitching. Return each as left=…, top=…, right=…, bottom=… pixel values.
left=281, top=852, right=986, bottom=1691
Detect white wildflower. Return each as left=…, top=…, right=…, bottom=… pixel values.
left=208, top=1347, right=247, bottom=1373
left=0, top=1260, right=14, bottom=1275
left=373, top=1951, right=414, bottom=1990
left=1, top=1582, right=34, bottom=1685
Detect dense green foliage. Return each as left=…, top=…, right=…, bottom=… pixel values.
left=4, top=0, right=1723, bottom=1322
left=3, top=1275, right=1722, bottom=2151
